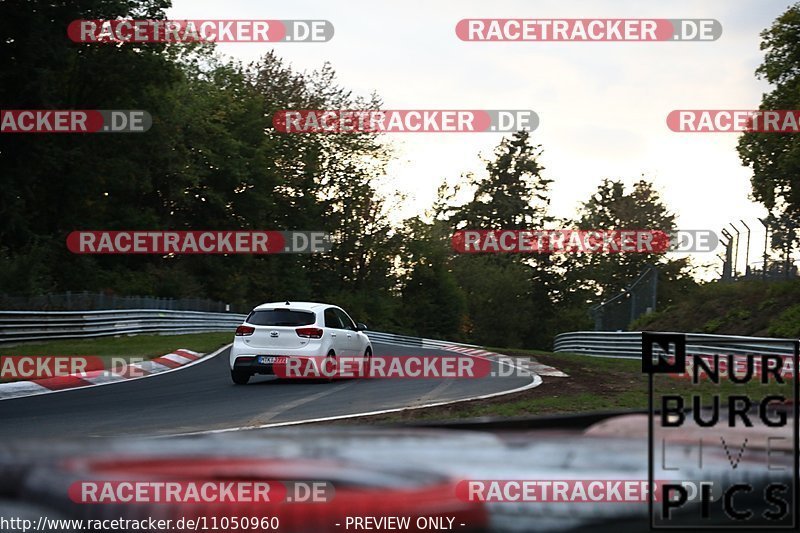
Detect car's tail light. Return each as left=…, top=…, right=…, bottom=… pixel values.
left=235, top=325, right=255, bottom=336
left=296, top=327, right=323, bottom=339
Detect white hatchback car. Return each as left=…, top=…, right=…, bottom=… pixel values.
left=229, top=301, right=372, bottom=384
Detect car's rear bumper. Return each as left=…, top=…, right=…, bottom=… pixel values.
left=230, top=353, right=322, bottom=374
left=229, top=337, right=326, bottom=369
left=232, top=357, right=279, bottom=375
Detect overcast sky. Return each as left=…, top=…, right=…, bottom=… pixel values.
left=169, top=0, right=793, bottom=276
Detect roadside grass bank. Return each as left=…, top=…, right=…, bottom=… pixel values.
left=342, top=348, right=791, bottom=424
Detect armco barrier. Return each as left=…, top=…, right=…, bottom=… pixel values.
left=363, top=331, right=479, bottom=350
left=554, top=330, right=797, bottom=359
left=0, top=309, right=247, bottom=344
left=0, top=309, right=477, bottom=350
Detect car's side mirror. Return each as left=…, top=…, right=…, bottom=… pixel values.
left=356, top=322, right=368, bottom=331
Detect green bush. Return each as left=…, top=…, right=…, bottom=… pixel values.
left=701, top=317, right=724, bottom=333
left=630, top=310, right=661, bottom=330
left=767, top=304, right=800, bottom=338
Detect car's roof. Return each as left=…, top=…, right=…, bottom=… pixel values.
left=252, top=301, right=332, bottom=311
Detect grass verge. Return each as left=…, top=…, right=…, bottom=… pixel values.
left=343, top=348, right=792, bottom=424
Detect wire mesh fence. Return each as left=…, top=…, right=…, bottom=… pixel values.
left=738, top=259, right=800, bottom=281
left=589, top=265, right=658, bottom=331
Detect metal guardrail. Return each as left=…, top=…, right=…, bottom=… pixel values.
left=364, top=331, right=478, bottom=350
left=554, top=330, right=797, bottom=359
left=0, top=309, right=248, bottom=344
left=0, top=292, right=232, bottom=312
left=0, top=308, right=475, bottom=350
left=8, top=307, right=790, bottom=361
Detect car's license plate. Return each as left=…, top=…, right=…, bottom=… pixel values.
left=257, top=356, right=287, bottom=364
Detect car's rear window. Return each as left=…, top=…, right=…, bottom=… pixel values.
left=246, top=309, right=315, bottom=326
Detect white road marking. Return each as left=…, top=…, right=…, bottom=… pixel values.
left=163, top=349, right=542, bottom=437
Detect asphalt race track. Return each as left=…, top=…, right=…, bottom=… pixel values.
left=0, top=342, right=538, bottom=439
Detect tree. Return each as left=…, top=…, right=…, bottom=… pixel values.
left=563, top=178, right=695, bottom=311
left=0, top=0, right=187, bottom=293
left=399, top=218, right=466, bottom=339
left=0, top=2, right=404, bottom=327
left=765, top=208, right=800, bottom=273
left=250, top=54, right=401, bottom=323
left=565, top=179, right=673, bottom=296
left=450, top=130, right=552, bottom=229
left=444, top=131, right=557, bottom=348
left=738, top=2, right=800, bottom=248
